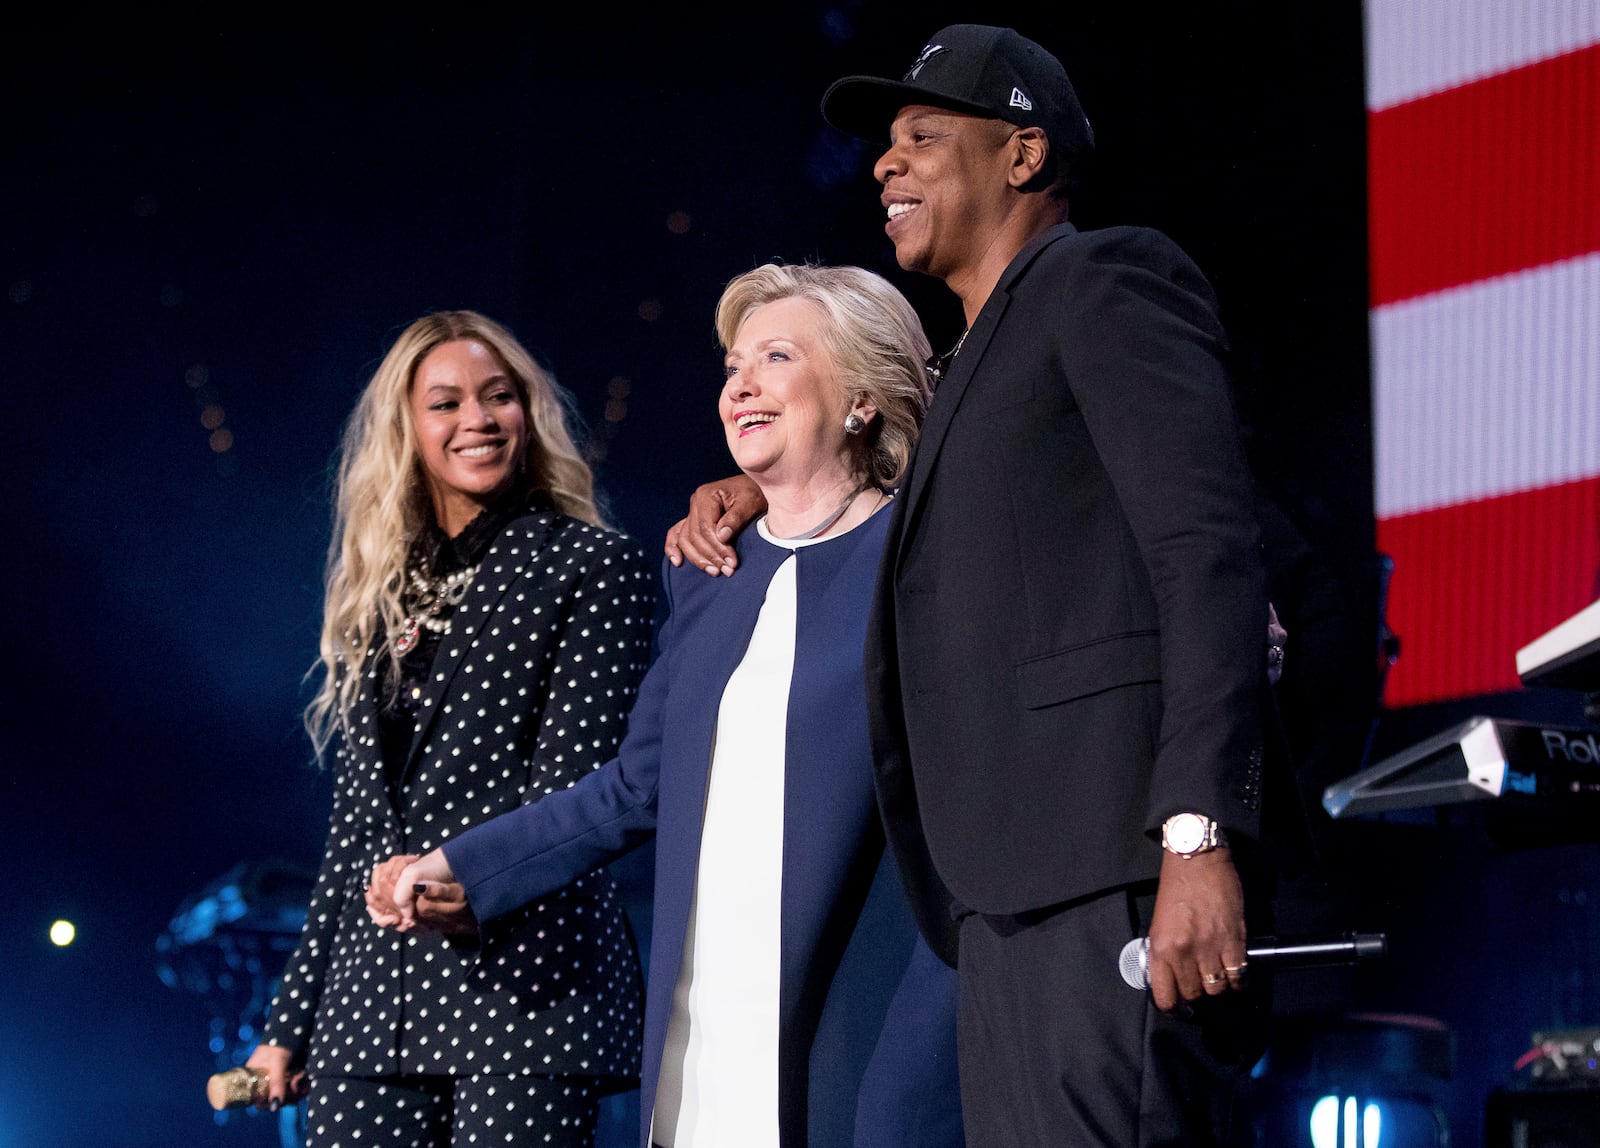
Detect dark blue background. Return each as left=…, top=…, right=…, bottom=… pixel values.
left=4, top=4, right=1593, bottom=1146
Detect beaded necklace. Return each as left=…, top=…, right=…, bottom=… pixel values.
left=391, top=562, right=479, bottom=655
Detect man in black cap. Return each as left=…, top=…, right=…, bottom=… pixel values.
left=669, top=24, right=1271, bottom=1146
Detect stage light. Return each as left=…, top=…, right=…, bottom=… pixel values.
left=1249, top=1014, right=1453, bottom=1147
left=1311, top=1095, right=1383, bottom=1147
left=158, top=860, right=312, bottom=1143
left=49, top=920, right=75, bottom=946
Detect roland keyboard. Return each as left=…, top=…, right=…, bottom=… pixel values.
left=1323, top=717, right=1600, bottom=819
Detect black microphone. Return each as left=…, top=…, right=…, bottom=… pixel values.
left=1118, top=932, right=1387, bottom=990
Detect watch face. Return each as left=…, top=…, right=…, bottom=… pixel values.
left=1167, top=813, right=1206, bottom=853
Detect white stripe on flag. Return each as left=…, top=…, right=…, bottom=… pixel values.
left=1365, top=0, right=1600, bottom=110
left=1373, top=251, right=1600, bottom=517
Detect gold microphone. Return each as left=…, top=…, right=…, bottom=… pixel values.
left=206, top=1066, right=269, bottom=1110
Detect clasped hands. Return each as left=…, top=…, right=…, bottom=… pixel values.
left=362, top=828, right=1247, bottom=1013
left=364, top=848, right=480, bottom=935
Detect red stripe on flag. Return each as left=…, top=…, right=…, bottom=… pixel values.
left=1376, top=476, right=1600, bottom=706
left=1368, top=43, right=1600, bottom=306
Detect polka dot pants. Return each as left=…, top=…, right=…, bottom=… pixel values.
left=303, top=1073, right=599, bottom=1147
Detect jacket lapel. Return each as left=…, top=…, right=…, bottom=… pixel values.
left=346, top=642, right=404, bottom=831
left=399, top=512, right=557, bottom=783
left=894, top=222, right=1077, bottom=568
left=893, top=301, right=1002, bottom=567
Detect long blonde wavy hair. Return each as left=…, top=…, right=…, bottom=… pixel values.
left=305, top=310, right=604, bottom=759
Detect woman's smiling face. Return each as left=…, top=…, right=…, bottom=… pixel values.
left=409, top=338, right=527, bottom=535
left=719, top=296, right=853, bottom=490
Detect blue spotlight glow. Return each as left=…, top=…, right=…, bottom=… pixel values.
left=1310, top=1095, right=1384, bottom=1148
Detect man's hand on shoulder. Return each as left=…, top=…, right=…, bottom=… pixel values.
left=664, top=474, right=766, bottom=576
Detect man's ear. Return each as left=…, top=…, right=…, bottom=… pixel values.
left=1008, top=126, right=1050, bottom=189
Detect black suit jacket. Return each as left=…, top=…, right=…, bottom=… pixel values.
left=866, top=223, right=1268, bottom=963
left=264, top=509, right=655, bottom=1081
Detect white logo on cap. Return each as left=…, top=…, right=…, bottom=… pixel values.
left=1010, top=87, right=1033, bottom=112
left=905, top=43, right=945, bottom=80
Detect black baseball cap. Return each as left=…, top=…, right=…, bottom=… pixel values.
left=821, top=24, right=1094, bottom=165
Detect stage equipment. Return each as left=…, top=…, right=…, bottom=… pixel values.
left=1486, top=1088, right=1600, bottom=1148
left=1488, top=1028, right=1600, bottom=1148
left=1322, top=716, right=1600, bottom=820
left=1328, top=598, right=1600, bottom=823
left=1248, top=1013, right=1455, bottom=1147
left=1511, top=1026, right=1600, bottom=1087
left=156, top=858, right=312, bottom=1146
left=1517, top=598, right=1600, bottom=692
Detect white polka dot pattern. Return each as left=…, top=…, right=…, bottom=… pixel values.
left=262, top=511, right=655, bottom=1084
left=304, top=1070, right=599, bottom=1147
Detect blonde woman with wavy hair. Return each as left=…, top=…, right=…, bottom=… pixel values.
left=246, top=310, right=655, bottom=1148
left=305, top=310, right=606, bottom=758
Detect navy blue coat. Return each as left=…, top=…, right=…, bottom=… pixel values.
left=445, top=509, right=962, bottom=1148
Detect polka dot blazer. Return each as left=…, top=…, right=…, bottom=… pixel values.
left=263, top=510, right=656, bottom=1084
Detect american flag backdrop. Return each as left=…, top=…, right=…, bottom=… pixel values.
left=1366, top=0, right=1600, bottom=706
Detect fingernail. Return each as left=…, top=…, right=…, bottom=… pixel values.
left=269, top=1099, right=281, bottom=1113
left=703, top=564, right=718, bottom=575
left=414, top=883, right=427, bottom=894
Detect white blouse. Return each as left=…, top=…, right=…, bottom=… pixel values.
left=652, top=518, right=831, bottom=1148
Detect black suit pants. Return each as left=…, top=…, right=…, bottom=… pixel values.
left=954, top=884, right=1269, bottom=1147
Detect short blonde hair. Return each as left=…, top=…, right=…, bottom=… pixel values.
left=306, top=310, right=602, bottom=757
left=715, top=263, right=932, bottom=490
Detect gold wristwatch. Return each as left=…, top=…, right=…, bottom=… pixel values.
left=1161, top=811, right=1223, bottom=858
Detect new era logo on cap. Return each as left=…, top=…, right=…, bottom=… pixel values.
left=822, top=23, right=1095, bottom=162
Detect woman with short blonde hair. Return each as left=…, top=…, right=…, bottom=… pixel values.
left=714, top=262, right=928, bottom=493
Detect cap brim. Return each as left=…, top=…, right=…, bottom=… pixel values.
left=821, top=75, right=998, bottom=142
